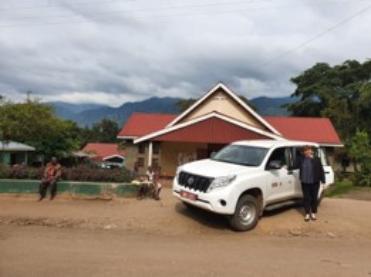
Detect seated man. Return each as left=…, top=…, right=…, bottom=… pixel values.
left=39, top=157, right=62, bottom=201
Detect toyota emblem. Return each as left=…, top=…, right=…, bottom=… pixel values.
left=187, top=177, right=194, bottom=185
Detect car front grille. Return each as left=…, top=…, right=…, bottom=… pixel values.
left=178, top=171, right=214, bottom=193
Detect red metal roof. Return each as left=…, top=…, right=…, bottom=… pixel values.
left=153, top=117, right=269, bottom=143
left=82, top=143, right=124, bottom=161
left=117, top=113, right=176, bottom=137
left=264, top=116, right=342, bottom=145
left=118, top=113, right=342, bottom=145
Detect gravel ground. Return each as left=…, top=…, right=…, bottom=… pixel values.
left=1, top=189, right=371, bottom=276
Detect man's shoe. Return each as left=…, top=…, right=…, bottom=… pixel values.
left=304, top=214, right=310, bottom=222
left=310, top=213, right=317, bottom=220
left=38, top=197, right=44, bottom=202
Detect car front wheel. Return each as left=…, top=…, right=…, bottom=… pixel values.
left=229, top=194, right=260, bottom=232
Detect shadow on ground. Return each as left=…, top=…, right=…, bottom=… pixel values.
left=174, top=202, right=231, bottom=230
left=174, top=201, right=306, bottom=230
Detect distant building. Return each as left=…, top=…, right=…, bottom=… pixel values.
left=0, top=141, right=35, bottom=166
left=80, top=143, right=125, bottom=168
left=118, top=83, right=342, bottom=177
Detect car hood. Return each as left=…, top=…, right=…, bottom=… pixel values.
left=179, top=159, right=260, bottom=178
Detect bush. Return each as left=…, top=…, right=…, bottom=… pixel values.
left=0, top=164, right=132, bottom=183
left=62, top=165, right=132, bottom=183
left=349, top=130, right=371, bottom=187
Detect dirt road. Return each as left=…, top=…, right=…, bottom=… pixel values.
left=1, top=189, right=371, bottom=276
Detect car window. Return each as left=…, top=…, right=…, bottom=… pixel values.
left=266, top=147, right=290, bottom=169
left=212, top=145, right=268, bottom=166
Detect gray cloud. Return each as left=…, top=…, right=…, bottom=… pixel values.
left=0, top=0, right=370, bottom=106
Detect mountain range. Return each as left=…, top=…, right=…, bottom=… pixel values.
left=48, top=96, right=297, bottom=127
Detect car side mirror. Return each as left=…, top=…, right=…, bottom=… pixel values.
left=267, top=160, right=282, bottom=170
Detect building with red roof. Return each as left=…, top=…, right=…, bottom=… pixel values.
left=118, top=83, right=342, bottom=176
left=81, top=143, right=125, bottom=168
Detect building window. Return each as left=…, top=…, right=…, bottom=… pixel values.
left=152, top=158, right=159, bottom=168
left=153, top=142, right=160, bottom=155
left=137, top=157, right=144, bottom=167
left=138, top=143, right=145, bottom=154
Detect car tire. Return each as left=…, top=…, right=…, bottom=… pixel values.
left=229, top=194, right=260, bottom=232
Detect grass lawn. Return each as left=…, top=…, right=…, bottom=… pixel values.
left=325, top=179, right=371, bottom=201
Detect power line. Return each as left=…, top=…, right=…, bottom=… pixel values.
left=0, top=0, right=262, bottom=21
left=261, top=3, right=371, bottom=66
left=0, top=0, right=368, bottom=29
left=0, top=0, right=133, bottom=12
left=0, top=0, right=264, bottom=28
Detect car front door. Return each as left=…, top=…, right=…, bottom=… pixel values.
left=265, top=147, right=296, bottom=203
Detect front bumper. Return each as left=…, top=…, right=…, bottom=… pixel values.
left=172, top=178, right=235, bottom=215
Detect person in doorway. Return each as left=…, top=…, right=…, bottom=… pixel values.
left=144, top=165, right=162, bottom=200
left=298, top=146, right=325, bottom=221
left=39, top=157, right=62, bottom=201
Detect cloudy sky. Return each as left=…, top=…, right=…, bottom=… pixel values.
left=0, top=0, right=370, bottom=106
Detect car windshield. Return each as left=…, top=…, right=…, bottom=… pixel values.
left=211, top=145, right=268, bottom=166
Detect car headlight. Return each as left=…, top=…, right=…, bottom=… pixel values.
left=207, top=175, right=236, bottom=192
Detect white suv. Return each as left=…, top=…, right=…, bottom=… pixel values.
left=173, top=140, right=334, bottom=231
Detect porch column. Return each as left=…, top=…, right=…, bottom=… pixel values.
left=25, top=152, right=29, bottom=165
left=148, top=141, right=153, bottom=167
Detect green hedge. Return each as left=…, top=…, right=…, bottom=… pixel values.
left=0, top=179, right=139, bottom=198
left=0, top=164, right=133, bottom=183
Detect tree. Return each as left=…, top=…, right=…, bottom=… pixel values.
left=287, top=60, right=371, bottom=141
left=0, top=101, right=81, bottom=158
left=349, top=130, right=371, bottom=186
left=176, top=98, right=197, bottom=112
left=81, top=118, right=120, bottom=144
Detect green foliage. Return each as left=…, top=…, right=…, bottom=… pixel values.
left=80, top=118, right=119, bottom=144
left=0, top=101, right=81, bottom=158
left=176, top=98, right=197, bottom=112
left=287, top=60, right=371, bottom=140
left=288, top=60, right=371, bottom=186
left=0, top=164, right=132, bottom=182
left=325, top=179, right=354, bottom=197
left=349, top=130, right=371, bottom=186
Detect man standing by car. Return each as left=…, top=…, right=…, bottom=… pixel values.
left=39, top=157, right=62, bottom=201
left=298, top=146, right=325, bottom=222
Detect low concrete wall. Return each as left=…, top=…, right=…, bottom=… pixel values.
left=0, top=179, right=139, bottom=198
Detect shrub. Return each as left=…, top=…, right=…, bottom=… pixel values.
left=348, top=130, right=371, bottom=187
left=0, top=164, right=132, bottom=183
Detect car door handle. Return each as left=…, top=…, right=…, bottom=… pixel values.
left=325, top=171, right=330, bottom=174
left=287, top=170, right=294, bottom=175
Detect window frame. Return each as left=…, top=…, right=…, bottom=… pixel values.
left=265, top=147, right=291, bottom=170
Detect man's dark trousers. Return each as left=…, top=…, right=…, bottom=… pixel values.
left=301, top=182, right=320, bottom=214
left=39, top=180, right=58, bottom=200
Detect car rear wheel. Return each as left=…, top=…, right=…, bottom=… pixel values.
left=229, top=194, right=259, bottom=232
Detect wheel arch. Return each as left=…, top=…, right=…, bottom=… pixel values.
left=238, top=187, right=264, bottom=216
